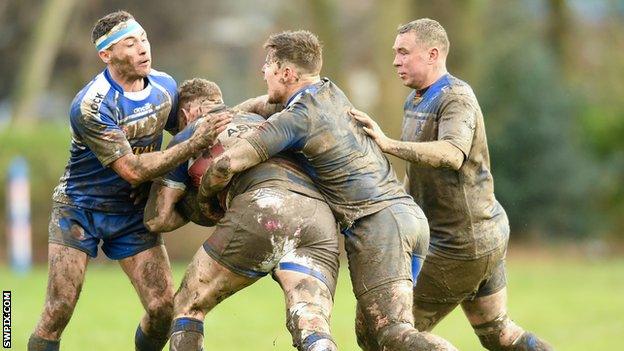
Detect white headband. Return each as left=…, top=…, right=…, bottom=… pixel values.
left=95, top=19, right=144, bottom=52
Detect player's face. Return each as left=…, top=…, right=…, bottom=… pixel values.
left=393, top=31, right=430, bottom=89
left=108, top=30, right=152, bottom=79
left=262, top=51, right=287, bottom=104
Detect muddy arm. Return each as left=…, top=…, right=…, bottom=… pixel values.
left=144, top=180, right=188, bottom=233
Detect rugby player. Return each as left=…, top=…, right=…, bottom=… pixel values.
left=28, top=11, right=229, bottom=351
left=143, top=78, right=340, bottom=351
left=198, top=30, right=458, bottom=351
left=349, top=19, right=553, bottom=351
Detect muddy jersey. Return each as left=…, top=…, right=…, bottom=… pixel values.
left=246, top=78, right=413, bottom=229
left=163, top=111, right=323, bottom=204
left=401, top=74, right=508, bottom=259
left=52, top=68, right=178, bottom=213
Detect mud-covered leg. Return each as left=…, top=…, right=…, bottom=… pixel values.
left=355, top=303, right=381, bottom=351
left=170, top=248, right=256, bottom=351
left=28, top=244, right=88, bottom=351
left=357, top=280, right=458, bottom=351
left=119, top=245, right=175, bottom=351
left=274, top=270, right=336, bottom=351
left=462, top=288, right=554, bottom=351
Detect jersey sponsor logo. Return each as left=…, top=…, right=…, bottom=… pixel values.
left=88, top=92, right=105, bottom=115
left=132, top=143, right=157, bottom=154
left=226, top=123, right=258, bottom=137
left=133, top=102, right=154, bottom=114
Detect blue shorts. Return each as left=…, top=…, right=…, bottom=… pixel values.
left=48, top=202, right=163, bottom=260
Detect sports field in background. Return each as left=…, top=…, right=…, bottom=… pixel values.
left=3, top=254, right=623, bottom=350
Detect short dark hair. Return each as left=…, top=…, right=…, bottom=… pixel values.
left=398, top=18, right=450, bottom=54
left=91, top=10, right=134, bottom=44
left=178, top=78, right=223, bottom=109
left=263, top=30, right=323, bottom=74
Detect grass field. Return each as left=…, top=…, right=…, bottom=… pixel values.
left=3, top=255, right=624, bottom=350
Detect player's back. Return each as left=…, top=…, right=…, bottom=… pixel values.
left=248, top=79, right=413, bottom=228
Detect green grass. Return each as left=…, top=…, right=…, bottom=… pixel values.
left=3, top=256, right=624, bottom=350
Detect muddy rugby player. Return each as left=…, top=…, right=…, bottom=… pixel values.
left=28, top=11, right=229, bottom=351
left=143, top=78, right=340, bottom=351
left=350, top=19, right=553, bottom=351
left=198, top=30, right=458, bottom=351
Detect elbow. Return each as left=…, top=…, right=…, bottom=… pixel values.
left=144, top=216, right=171, bottom=233
left=447, top=155, right=463, bottom=171
left=440, top=142, right=464, bottom=171
left=144, top=215, right=162, bottom=232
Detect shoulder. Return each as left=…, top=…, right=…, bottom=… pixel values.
left=70, top=72, right=115, bottom=121
left=148, top=68, right=177, bottom=94
left=438, top=75, right=479, bottom=109
left=442, top=75, right=477, bottom=99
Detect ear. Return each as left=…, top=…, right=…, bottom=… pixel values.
left=428, top=47, right=439, bottom=63
left=98, top=50, right=111, bottom=64
left=180, top=108, right=191, bottom=124
left=281, top=65, right=298, bottom=84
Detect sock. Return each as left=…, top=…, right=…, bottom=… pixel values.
left=27, top=335, right=60, bottom=351
left=135, top=324, right=169, bottom=351
left=169, top=317, right=204, bottom=351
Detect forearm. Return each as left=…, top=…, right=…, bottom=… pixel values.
left=198, top=154, right=235, bottom=202
left=198, top=139, right=262, bottom=202
left=144, top=181, right=188, bottom=232
left=119, top=138, right=204, bottom=186
left=234, top=95, right=283, bottom=118
left=383, top=139, right=464, bottom=170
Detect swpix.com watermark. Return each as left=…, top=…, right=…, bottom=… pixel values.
left=2, top=291, right=10, bottom=348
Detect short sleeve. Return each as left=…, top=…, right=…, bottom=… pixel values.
left=437, top=93, right=477, bottom=157
left=71, top=104, right=132, bottom=167
left=245, top=106, right=309, bottom=161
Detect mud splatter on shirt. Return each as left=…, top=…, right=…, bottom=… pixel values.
left=246, top=78, right=413, bottom=229
left=164, top=112, right=323, bottom=205
left=53, top=68, right=178, bottom=213
left=402, top=74, right=508, bottom=259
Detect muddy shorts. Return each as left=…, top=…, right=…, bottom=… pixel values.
left=343, top=202, right=429, bottom=298
left=413, top=243, right=508, bottom=329
left=203, top=187, right=340, bottom=293
left=48, top=202, right=163, bottom=260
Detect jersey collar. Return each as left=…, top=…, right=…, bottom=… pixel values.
left=285, top=83, right=320, bottom=107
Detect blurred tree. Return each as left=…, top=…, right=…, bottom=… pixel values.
left=11, top=0, right=77, bottom=126
left=481, top=2, right=596, bottom=238
left=306, top=0, right=344, bottom=84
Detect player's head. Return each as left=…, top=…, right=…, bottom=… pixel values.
left=393, top=18, right=449, bottom=89
left=92, top=11, right=151, bottom=80
left=177, top=78, right=224, bottom=130
left=262, top=30, right=323, bottom=104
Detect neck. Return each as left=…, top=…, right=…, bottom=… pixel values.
left=284, top=74, right=321, bottom=104
left=418, top=65, right=448, bottom=90
left=108, top=66, right=145, bottom=92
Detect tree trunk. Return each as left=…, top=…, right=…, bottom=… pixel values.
left=11, top=0, right=78, bottom=126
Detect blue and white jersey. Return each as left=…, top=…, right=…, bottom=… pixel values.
left=52, top=68, right=178, bottom=213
